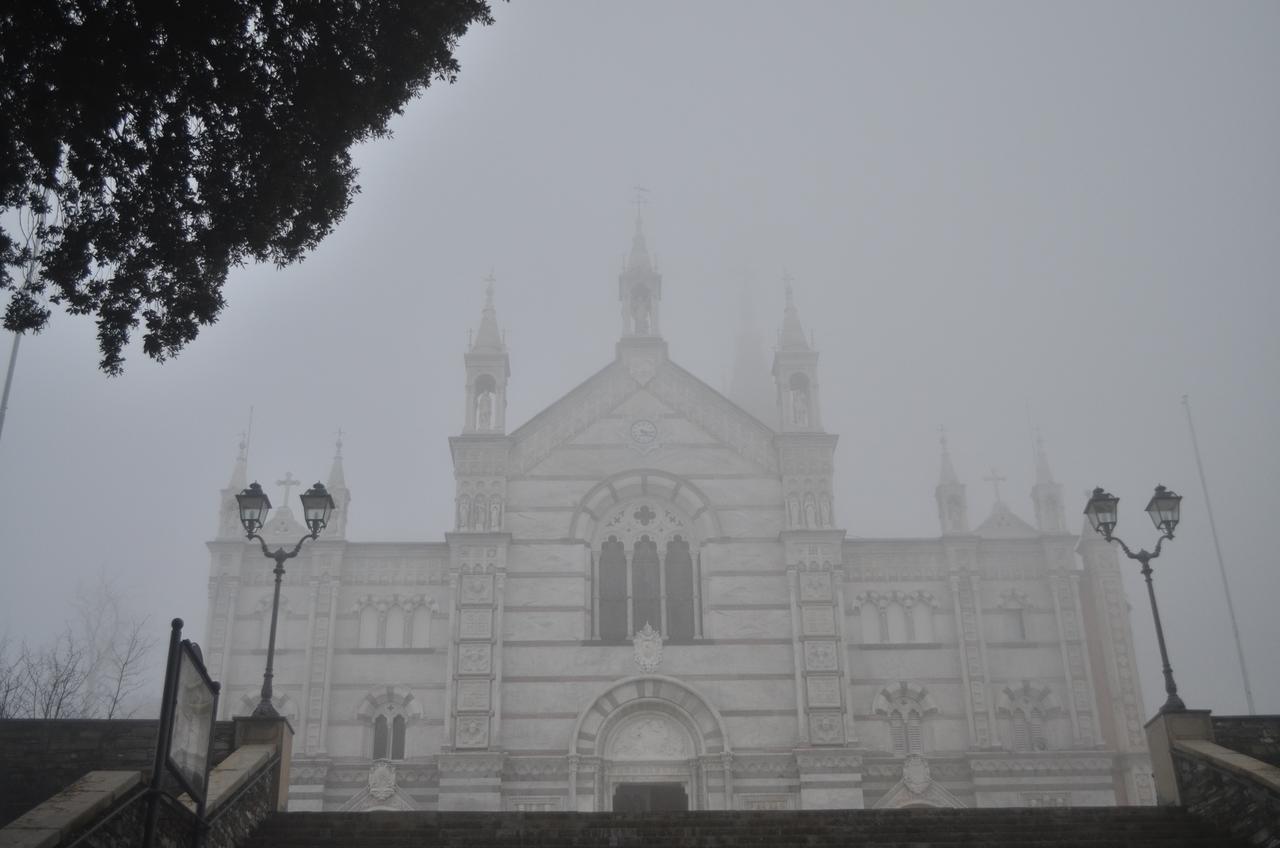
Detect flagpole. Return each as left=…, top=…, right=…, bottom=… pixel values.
left=0, top=331, right=20, bottom=445
left=1182, top=394, right=1255, bottom=714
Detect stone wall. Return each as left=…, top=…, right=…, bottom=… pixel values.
left=1172, top=744, right=1280, bottom=848
left=1213, top=716, right=1280, bottom=768
left=0, top=719, right=236, bottom=828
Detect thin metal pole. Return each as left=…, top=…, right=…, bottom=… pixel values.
left=1139, top=556, right=1185, bottom=713
left=1182, top=394, right=1255, bottom=714
left=0, top=331, right=21, bottom=444
left=255, top=556, right=286, bottom=717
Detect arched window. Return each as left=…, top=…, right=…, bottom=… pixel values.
left=358, top=686, right=421, bottom=761
left=998, top=681, right=1055, bottom=752
left=664, top=536, right=695, bottom=641
left=385, top=605, right=406, bottom=648
left=391, top=715, right=407, bottom=760
left=473, top=374, right=497, bottom=431
left=370, top=712, right=406, bottom=759
left=373, top=715, right=389, bottom=759
left=631, top=536, right=661, bottom=633
left=874, top=682, right=938, bottom=757
left=591, top=500, right=702, bottom=642
left=599, top=536, right=628, bottom=641
left=788, top=373, right=811, bottom=427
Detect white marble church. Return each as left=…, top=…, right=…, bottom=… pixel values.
left=203, top=216, right=1154, bottom=812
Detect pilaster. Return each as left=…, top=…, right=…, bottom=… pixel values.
left=446, top=533, right=509, bottom=752
left=784, top=531, right=851, bottom=748
left=947, top=541, right=995, bottom=749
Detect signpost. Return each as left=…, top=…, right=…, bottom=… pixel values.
left=143, top=619, right=221, bottom=848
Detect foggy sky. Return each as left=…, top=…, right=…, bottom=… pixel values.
left=1, top=1, right=1277, bottom=716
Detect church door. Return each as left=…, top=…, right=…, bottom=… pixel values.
left=612, top=782, right=688, bottom=812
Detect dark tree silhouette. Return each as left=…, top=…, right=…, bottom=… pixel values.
left=1, top=0, right=493, bottom=373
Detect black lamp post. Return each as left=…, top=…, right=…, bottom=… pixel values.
left=236, top=480, right=336, bottom=717
left=1084, top=485, right=1186, bottom=713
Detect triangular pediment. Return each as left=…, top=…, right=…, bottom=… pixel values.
left=975, top=501, right=1039, bottom=539
left=508, top=352, right=778, bottom=476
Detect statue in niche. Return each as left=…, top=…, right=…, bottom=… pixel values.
left=792, top=388, right=810, bottom=426
left=456, top=496, right=469, bottom=530
left=472, top=497, right=487, bottom=531
left=630, top=285, right=653, bottom=335
left=476, top=390, right=494, bottom=430
left=804, top=494, right=817, bottom=528
left=489, top=499, right=502, bottom=531
left=820, top=496, right=831, bottom=528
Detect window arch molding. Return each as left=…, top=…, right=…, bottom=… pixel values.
left=569, top=470, right=721, bottom=542
left=872, top=682, right=939, bottom=756
left=996, top=681, right=1060, bottom=752
left=357, top=685, right=423, bottom=761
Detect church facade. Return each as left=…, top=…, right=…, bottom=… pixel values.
left=203, top=218, right=1154, bottom=812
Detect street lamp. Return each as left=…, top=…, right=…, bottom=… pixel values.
left=1084, top=485, right=1186, bottom=713
left=236, top=480, right=336, bottom=717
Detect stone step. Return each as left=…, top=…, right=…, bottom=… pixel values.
left=242, top=807, right=1248, bottom=848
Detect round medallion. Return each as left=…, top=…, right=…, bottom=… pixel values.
left=630, top=419, right=658, bottom=445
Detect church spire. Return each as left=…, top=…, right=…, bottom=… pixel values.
left=323, top=428, right=351, bottom=538
left=626, top=211, right=653, bottom=273
left=935, top=428, right=969, bottom=535
left=1030, top=432, right=1067, bottom=533
left=228, top=430, right=248, bottom=491
left=472, top=273, right=505, bottom=352
left=772, top=277, right=822, bottom=432
left=778, top=277, right=810, bottom=351
left=618, top=193, right=663, bottom=338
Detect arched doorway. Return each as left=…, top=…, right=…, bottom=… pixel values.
left=569, top=675, right=733, bottom=811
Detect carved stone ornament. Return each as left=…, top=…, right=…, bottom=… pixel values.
left=902, top=755, right=931, bottom=795
left=633, top=622, right=663, bottom=672
left=628, top=357, right=657, bottom=386
left=368, top=761, right=397, bottom=801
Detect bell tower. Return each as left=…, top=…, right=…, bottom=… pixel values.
left=463, top=275, right=510, bottom=434
left=772, top=280, right=823, bottom=433
left=935, top=430, right=970, bottom=535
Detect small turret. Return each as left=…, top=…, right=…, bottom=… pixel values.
left=771, top=278, right=823, bottom=432
left=935, top=429, right=969, bottom=535
left=217, top=434, right=250, bottom=538
left=728, top=282, right=777, bottom=427
left=323, top=430, right=351, bottom=538
left=1030, top=434, right=1067, bottom=534
left=463, top=274, right=510, bottom=434
left=618, top=210, right=663, bottom=338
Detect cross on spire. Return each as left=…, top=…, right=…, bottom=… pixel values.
left=632, top=184, right=649, bottom=213
left=983, top=467, right=1007, bottom=502
left=276, top=471, right=301, bottom=506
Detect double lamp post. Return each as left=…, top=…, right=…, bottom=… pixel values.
left=1083, top=484, right=1186, bottom=714
left=235, top=480, right=336, bottom=718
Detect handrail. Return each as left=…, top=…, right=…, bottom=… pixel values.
left=205, top=751, right=282, bottom=825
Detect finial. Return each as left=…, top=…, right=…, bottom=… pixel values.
left=484, top=270, right=496, bottom=308
left=236, top=431, right=248, bottom=461
left=334, top=427, right=344, bottom=458
left=783, top=270, right=795, bottom=308
left=939, top=425, right=949, bottom=452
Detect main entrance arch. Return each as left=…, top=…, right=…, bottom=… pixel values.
left=569, top=675, right=733, bottom=810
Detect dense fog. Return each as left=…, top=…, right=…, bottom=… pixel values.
left=1, top=1, right=1276, bottom=719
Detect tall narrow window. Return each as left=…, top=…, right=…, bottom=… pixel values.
left=665, top=536, right=695, bottom=641
left=906, top=712, right=922, bottom=754
left=632, top=536, right=661, bottom=633
left=1013, top=712, right=1030, bottom=752
left=889, top=713, right=906, bottom=755
left=391, top=715, right=407, bottom=759
left=599, top=537, right=628, bottom=641
left=373, top=715, right=389, bottom=759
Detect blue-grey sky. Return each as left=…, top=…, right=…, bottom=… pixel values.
left=1, top=1, right=1277, bottom=715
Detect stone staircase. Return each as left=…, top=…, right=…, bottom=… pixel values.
left=243, top=807, right=1246, bottom=847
